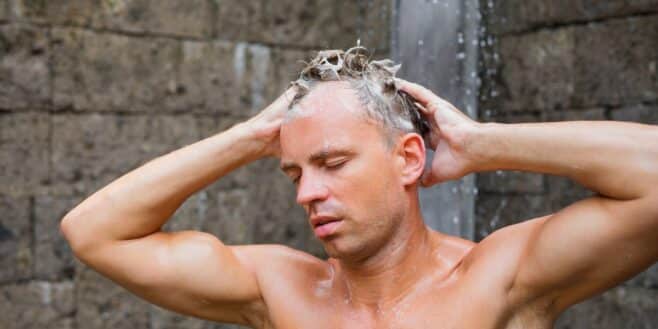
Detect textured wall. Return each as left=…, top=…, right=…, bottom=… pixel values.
left=477, top=1, right=658, bottom=327
left=0, top=1, right=390, bottom=328
left=3, top=0, right=657, bottom=328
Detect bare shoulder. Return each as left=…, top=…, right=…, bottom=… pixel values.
left=461, top=216, right=552, bottom=301
left=232, top=244, right=331, bottom=286
left=227, top=244, right=330, bottom=327
left=463, top=216, right=549, bottom=266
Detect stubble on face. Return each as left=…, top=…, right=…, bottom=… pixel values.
left=280, top=82, right=409, bottom=262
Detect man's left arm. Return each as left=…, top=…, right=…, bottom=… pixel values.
left=470, top=120, right=658, bottom=311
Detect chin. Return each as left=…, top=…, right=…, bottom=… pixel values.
left=321, top=237, right=372, bottom=262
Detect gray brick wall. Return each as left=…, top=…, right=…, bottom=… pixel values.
left=478, top=1, right=658, bottom=327
left=0, top=1, right=390, bottom=328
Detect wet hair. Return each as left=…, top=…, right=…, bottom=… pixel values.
left=289, top=46, right=430, bottom=144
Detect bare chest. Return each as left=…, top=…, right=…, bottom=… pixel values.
left=259, top=281, right=552, bottom=329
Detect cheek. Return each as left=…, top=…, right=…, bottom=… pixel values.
left=337, top=158, right=401, bottom=220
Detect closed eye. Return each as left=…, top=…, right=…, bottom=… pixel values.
left=325, top=159, right=348, bottom=170
left=291, top=176, right=300, bottom=185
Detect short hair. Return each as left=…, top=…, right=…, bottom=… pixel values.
left=289, top=46, right=430, bottom=143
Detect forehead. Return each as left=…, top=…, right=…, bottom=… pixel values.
left=288, top=81, right=362, bottom=118
left=280, top=81, right=384, bottom=162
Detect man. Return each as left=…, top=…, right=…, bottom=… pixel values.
left=60, top=47, right=658, bottom=328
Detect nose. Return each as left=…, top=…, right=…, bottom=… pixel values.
left=295, top=173, right=329, bottom=207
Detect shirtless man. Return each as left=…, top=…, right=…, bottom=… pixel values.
left=60, top=48, right=658, bottom=328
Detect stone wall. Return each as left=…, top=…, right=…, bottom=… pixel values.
left=3, top=0, right=657, bottom=327
left=0, top=1, right=390, bottom=328
left=477, top=1, right=658, bottom=327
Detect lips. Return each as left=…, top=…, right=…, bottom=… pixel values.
left=310, top=216, right=343, bottom=238
left=310, top=216, right=341, bottom=227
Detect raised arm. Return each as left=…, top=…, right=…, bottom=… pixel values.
left=397, top=80, right=658, bottom=313
left=60, top=88, right=296, bottom=326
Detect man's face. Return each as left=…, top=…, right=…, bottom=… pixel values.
left=280, top=81, right=407, bottom=260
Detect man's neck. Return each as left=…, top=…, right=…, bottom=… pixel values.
left=334, top=209, right=441, bottom=309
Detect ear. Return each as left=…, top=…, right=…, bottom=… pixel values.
left=394, top=133, right=426, bottom=186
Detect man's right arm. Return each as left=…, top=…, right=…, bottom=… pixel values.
left=60, top=89, right=296, bottom=326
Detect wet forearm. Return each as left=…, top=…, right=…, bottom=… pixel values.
left=469, top=121, right=658, bottom=200
left=61, top=122, right=264, bottom=244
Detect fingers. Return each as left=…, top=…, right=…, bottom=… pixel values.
left=277, top=87, right=298, bottom=105
left=266, top=87, right=298, bottom=116
left=395, top=78, right=439, bottom=106
left=413, top=101, right=430, bottom=115
left=420, top=168, right=440, bottom=187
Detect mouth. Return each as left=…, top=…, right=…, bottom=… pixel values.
left=310, top=216, right=343, bottom=238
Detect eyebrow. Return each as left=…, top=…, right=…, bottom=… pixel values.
left=280, top=148, right=355, bottom=172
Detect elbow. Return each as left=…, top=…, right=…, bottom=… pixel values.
left=59, top=192, right=111, bottom=257
left=59, top=214, right=97, bottom=260
left=59, top=215, right=83, bottom=254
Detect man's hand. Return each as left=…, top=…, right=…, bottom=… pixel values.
left=243, top=87, right=297, bottom=158
left=396, top=79, right=480, bottom=186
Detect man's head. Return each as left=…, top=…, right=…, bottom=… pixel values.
left=288, top=47, right=430, bottom=144
left=280, top=47, right=429, bottom=262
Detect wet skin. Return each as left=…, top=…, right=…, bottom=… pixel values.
left=61, top=81, right=658, bottom=329
left=245, top=83, right=554, bottom=328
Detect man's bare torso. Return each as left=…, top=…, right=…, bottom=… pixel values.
left=245, top=222, right=554, bottom=329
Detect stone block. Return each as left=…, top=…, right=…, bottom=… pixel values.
left=477, top=170, right=544, bottom=194
left=611, top=104, right=658, bottom=125
left=498, top=28, right=576, bottom=112
left=0, top=112, right=50, bottom=196
left=51, top=114, right=200, bottom=196
left=214, top=0, right=262, bottom=42
left=0, top=24, right=50, bottom=110
left=211, top=44, right=313, bottom=118
left=33, top=195, right=83, bottom=280
left=358, top=0, right=392, bottom=53
left=0, top=195, right=31, bottom=283
left=95, top=0, right=213, bottom=38
left=76, top=264, right=150, bottom=329
left=0, top=281, right=74, bottom=329
left=51, top=28, right=294, bottom=115
left=12, top=0, right=213, bottom=38
left=52, top=28, right=181, bottom=113
left=555, top=286, right=658, bottom=329
left=0, top=0, right=8, bottom=21
left=573, top=16, right=658, bottom=108
left=177, top=40, right=251, bottom=115
left=475, top=193, right=551, bottom=241
left=202, top=188, right=255, bottom=245
left=236, top=43, right=274, bottom=115
left=11, top=0, right=97, bottom=26
left=489, top=0, right=658, bottom=35
left=213, top=0, right=368, bottom=48
left=258, top=0, right=360, bottom=48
